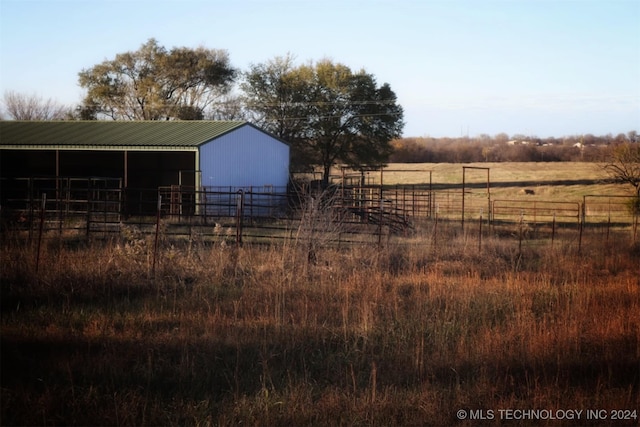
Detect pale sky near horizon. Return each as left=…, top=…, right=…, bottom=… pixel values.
left=0, top=0, right=638, bottom=138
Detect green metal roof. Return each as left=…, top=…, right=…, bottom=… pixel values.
left=0, top=120, right=247, bottom=149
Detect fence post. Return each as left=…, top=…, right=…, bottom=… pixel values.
left=461, top=171, right=466, bottom=229
left=432, top=203, right=439, bottom=250
left=35, top=193, right=46, bottom=273
left=86, top=181, right=92, bottom=238
left=578, top=216, right=583, bottom=254
left=478, top=209, right=483, bottom=252
left=28, top=178, right=34, bottom=243
left=57, top=177, right=63, bottom=238
left=518, top=210, right=524, bottom=256
left=250, top=186, right=254, bottom=226
left=378, top=197, right=384, bottom=248
left=551, top=212, right=556, bottom=246
left=152, top=195, right=162, bottom=276
left=236, top=190, right=244, bottom=247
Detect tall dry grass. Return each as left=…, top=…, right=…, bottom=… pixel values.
left=1, top=222, right=639, bottom=426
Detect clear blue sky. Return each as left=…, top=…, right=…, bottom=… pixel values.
left=1, top=0, right=638, bottom=138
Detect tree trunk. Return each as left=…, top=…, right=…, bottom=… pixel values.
left=322, top=164, right=331, bottom=189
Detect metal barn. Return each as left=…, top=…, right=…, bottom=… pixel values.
left=0, top=121, right=290, bottom=216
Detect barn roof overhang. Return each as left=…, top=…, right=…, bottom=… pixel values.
left=0, top=144, right=198, bottom=151
left=0, top=120, right=248, bottom=149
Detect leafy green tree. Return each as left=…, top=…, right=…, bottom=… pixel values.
left=241, top=55, right=315, bottom=147
left=242, top=56, right=404, bottom=185
left=78, top=39, right=237, bottom=120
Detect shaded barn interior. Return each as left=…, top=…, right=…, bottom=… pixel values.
left=0, top=149, right=196, bottom=215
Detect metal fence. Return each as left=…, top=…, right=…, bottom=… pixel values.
left=2, top=177, right=638, bottom=245
left=582, top=195, right=638, bottom=225
left=157, top=185, right=290, bottom=220
left=492, top=200, right=581, bottom=225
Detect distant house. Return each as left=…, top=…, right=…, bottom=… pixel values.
left=0, top=121, right=290, bottom=215
left=507, top=140, right=530, bottom=146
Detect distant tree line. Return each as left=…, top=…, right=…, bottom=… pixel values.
left=390, top=131, right=639, bottom=163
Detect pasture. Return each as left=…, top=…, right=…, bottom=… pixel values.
left=365, top=162, right=625, bottom=199
left=1, top=162, right=639, bottom=426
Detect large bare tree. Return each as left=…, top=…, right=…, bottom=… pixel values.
left=603, top=143, right=640, bottom=198
left=2, top=91, right=69, bottom=120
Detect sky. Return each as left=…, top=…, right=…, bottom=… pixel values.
left=0, top=0, right=638, bottom=138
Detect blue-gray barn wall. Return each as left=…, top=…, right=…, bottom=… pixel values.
left=199, top=126, right=289, bottom=189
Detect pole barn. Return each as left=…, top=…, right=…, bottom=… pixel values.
left=0, top=121, right=290, bottom=215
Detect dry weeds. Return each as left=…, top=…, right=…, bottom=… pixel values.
left=1, top=222, right=639, bottom=425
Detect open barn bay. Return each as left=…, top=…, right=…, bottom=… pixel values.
left=2, top=162, right=639, bottom=426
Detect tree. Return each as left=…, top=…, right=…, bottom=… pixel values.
left=2, top=91, right=69, bottom=120
left=205, top=94, right=246, bottom=121
left=603, top=142, right=640, bottom=198
left=78, top=39, right=237, bottom=120
left=242, top=57, right=404, bottom=186
left=241, top=55, right=315, bottom=147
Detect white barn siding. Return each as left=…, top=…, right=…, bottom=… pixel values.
left=199, top=124, right=289, bottom=188
left=199, top=124, right=290, bottom=217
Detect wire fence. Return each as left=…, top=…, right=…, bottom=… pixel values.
left=1, top=177, right=638, bottom=248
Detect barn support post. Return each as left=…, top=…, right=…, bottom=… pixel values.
left=192, top=150, right=200, bottom=216
left=123, top=150, right=128, bottom=188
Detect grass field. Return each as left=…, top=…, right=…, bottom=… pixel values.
left=1, top=162, right=639, bottom=426
left=360, top=162, right=629, bottom=201
left=381, top=162, right=611, bottom=185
